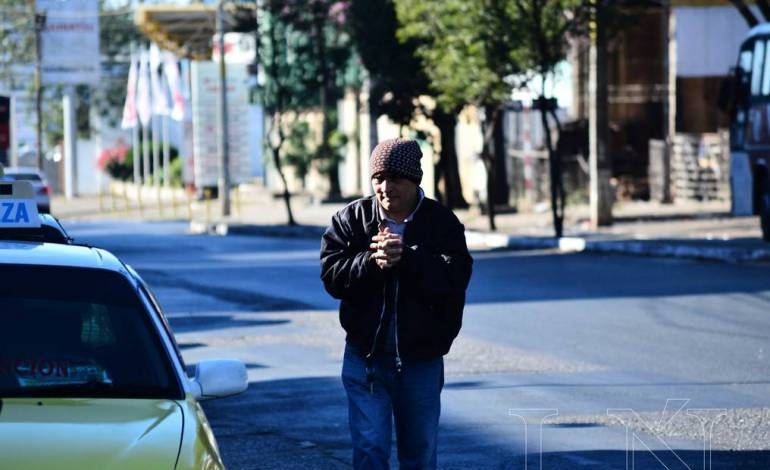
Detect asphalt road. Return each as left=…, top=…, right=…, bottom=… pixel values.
left=67, top=220, right=770, bottom=470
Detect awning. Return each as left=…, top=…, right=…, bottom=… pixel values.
left=134, top=4, right=256, bottom=60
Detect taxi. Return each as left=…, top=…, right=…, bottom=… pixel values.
left=0, top=180, right=248, bottom=470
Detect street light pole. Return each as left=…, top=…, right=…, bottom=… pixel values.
left=217, top=0, right=231, bottom=217
left=34, top=7, right=46, bottom=170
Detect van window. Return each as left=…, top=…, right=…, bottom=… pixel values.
left=762, top=40, right=770, bottom=95
left=751, top=39, right=765, bottom=96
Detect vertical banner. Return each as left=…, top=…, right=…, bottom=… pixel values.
left=190, top=61, right=252, bottom=187
left=149, top=44, right=169, bottom=116
left=38, top=0, right=100, bottom=85
left=163, top=52, right=186, bottom=122
left=136, top=50, right=152, bottom=128
left=121, top=53, right=138, bottom=130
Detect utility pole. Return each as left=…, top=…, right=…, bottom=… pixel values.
left=588, top=0, right=613, bottom=227
left=34, top=5, right=46, bottom=170
left=660, top=0, right=673, bottom=203
left=217, top=0, right=231, bottom=217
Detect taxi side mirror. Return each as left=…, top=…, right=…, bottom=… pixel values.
left=190, top=359, right=248, bottom=400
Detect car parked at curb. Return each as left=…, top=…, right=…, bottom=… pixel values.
left=1, top=166, right=52, bottom=213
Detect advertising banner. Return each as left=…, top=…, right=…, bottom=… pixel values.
left=190, top=61, right=252, bottom=187
left=38, top=0, right=100, bottom=85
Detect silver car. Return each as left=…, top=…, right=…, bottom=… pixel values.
left=1, top=166, right=51, bottom=213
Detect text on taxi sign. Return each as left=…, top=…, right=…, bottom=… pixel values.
left=1, top=201, right=31, bottom=224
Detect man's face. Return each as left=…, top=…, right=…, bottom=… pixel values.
left=372, top=173, right=419, bottom=218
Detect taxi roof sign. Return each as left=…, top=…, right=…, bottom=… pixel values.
left=0, top=180, right=42, bottom=228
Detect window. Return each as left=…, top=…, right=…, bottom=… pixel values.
left=0, top=266, right=182, bottom=399
left=762, top=40, right=770, bottom=95
left=751, top=39, right=765, bottom=96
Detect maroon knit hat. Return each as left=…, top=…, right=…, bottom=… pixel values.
left=369, top=138, right=423, bottom=184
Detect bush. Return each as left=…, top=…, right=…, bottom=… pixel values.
left=97, top=141, right=132, bottom=181
left=98, top=141, right=181, bottom=186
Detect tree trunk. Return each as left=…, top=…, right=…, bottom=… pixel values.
left=269, top=114, right=296, bottom=226
left=482, top=104, right=500, bottom=231
left=313, top=1, right=341, bottom=200
left=433, top=107, right=468, bottom=209
left=540, top=99, right=564, bottom=238
left=493, top=109, right=509, bottom=206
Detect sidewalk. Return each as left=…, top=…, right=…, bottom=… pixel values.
left=51, top=185, right=770, bottom=263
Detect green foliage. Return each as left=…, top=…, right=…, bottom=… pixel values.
left=348, top=0, right=429, bottom=125
left=281, top=118, right=348, bottom=184
left=258, top=1, right=361, bottom=198
left=319, top=127, right=348, bottom=172
left=395, top=0, right=520, bottom=112
left=395, top=0, right=589, bottom=110
left=168, top=156, right=184, bottom=188
left=0, top=1, right=35, bottom=87
left=507, top=1, right=589, bottom=81
left=99, top=142, right=181, bottom=186
left=283, top=121, right=314, bottom=182
left=257, top=0, right=361, bottom=114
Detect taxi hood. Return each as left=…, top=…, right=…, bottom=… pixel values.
left=0, top=398, right=183, bottom=470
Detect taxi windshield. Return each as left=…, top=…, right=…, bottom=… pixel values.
left=0, top=265, right=182, bottom=399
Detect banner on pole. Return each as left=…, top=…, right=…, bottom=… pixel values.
left=121, top=54, right=138, bottom=129
left=136, top=50, right=152, bottom=127
left=38, top=0, right=100, bottom=85
left=190, top=61, right=252, bottom=187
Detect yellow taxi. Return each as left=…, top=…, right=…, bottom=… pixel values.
left=0, top=180, right=248, bottom=470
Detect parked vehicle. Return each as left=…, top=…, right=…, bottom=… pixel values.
left=722, top=23, right=770, bottom=241
left=0, top=179, right=248, bottom=469
left=1, top=166, right=51, bottom=213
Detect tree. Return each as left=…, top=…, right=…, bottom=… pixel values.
left=509, top=0, right=590, bottom=237
left=275, top=0, right=360, bottom=199
left=396, top=0, right=524, bottom=230
left=257, top=0, right=360, bottom=207
left=258, top=0, right=305, bottom=225
left=0, top=2, right=34, bottom=87
left=348, top=0, right=468, bottom=208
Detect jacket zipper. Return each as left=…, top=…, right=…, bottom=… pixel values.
left=365, top=283, right=389, bottom=394
left=394, top=280, right=402, bottom=377
left=365, top=218, right=404, bottom=393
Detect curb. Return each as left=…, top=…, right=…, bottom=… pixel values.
left=189, top=221, right=326, bottom=238
left=465, top=230, right=770, bottom=263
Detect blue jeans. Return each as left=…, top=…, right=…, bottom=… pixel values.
left=341, top=344, right=444, bottom=470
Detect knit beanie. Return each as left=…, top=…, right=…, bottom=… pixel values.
left=369, top=138, right=423, bottom=184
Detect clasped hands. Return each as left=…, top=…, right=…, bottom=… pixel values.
left=370, top=226, right=403, bottom=269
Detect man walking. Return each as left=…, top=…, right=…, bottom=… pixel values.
left=320, top=138, right=473, bottom=470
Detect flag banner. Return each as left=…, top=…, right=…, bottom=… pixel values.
left=149, top=44, right=169, bottom=116
left=136, top=50, right=152, bottom=127
left=120, top=53, right=138, bottom=129
left=163, top=52, right=186, bottom=121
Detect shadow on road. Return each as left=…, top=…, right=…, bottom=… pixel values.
left=202, top=376, right=770, bottom=470
left=468, top=252, right=770, bottom=304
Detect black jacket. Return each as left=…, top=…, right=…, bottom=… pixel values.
left=320, top=195, right=473, bottom=361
